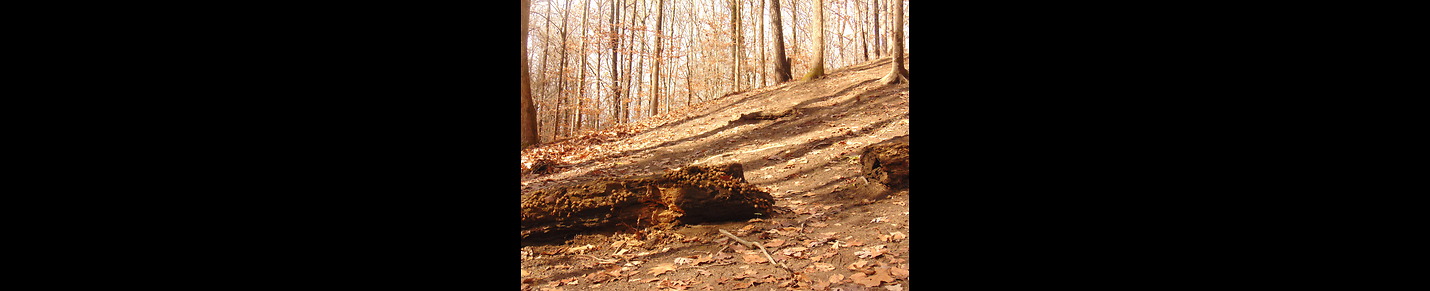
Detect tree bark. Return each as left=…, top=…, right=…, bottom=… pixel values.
left=610, top=0, right=622, bottom=125
left=651, top=0, right=665, bottom=117
left=790, top=0, right=798, bottom=59
left=576, top=0, right=592, bottom=134
left=539, top=0, right=555, bottom=140
left=800, top=0, right=825, bottom=81
left=758, top=0, right=767, bottom=87
left=521, top=0, right=540, bottom=149
left=686, top=3, right=696, bottom=105
left=556, top=0, right=573, bottom=138
left=878, top=0, right=907, bottom=84
left=769, top=0, right=792, bottom=82
left=730, top=0, right=742, bottom=92
left=871, top=0, right=881, bottom=58
left=859, top=0, right=868, bottom=62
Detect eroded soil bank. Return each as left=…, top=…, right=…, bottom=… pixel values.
left=521, top=163, right=775, bottom=245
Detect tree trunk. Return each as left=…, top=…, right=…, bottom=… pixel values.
left=610, top=0, right=622, bottom=125
left=621, top=0, right=638, bottom=123
left=871, top=0, right=881, bottom=58
left=757, top=0, right=766, bottom=87
left=632, top=3, right=647, bottom=121
left=730, top=0, right=742, bottom=92
left=790, top=0, right=798, bottom=59
left=686, top=3, right=696, bottom=105
left=801, top=0, right=825, bottom=81
left=556, top=0, right=573, bottom=138
left=521, top=0, right=540, bottom=149
left=858, top=0, right=868, bottom=62
left=769, top=0, right=792, bottom=82
left=576, top=0, right=592, bottom=134
left=651, top=0, right=665, bottom=117
left=879, top=0, right=907, bottom=84
left=539, top=0, right=555, bottom=140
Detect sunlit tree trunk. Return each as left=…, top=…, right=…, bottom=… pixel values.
left=801, top=0, right=825, bottom=81
left=575, top=0, right=592, bottom=134
left=769, top=0, right=792, bottom=82
left=521, top=0, right=540, bottom=149
left=651, top=0, right=665, bottom=117
left=879, top=0, right=907, bottom=84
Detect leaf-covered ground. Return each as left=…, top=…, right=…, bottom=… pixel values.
left=521, top=55, right=910, bottom=290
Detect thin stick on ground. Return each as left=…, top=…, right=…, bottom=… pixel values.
left=718, top=229, right=791, bottom=271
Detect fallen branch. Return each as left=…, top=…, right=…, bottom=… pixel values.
left=718, top=229, right=791, bottom=271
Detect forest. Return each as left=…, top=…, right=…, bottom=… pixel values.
left=520, top=1, right=908, bottom=288
left=521, top=0, right=908, bottom=148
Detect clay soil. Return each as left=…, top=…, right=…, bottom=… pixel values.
left=521, top=56, right=909, bottom=290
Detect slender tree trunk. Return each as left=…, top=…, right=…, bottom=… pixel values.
left=620, top=0, right=637, bottom=123
left=863, top=0, right=875, bottom=58
left=686, top=12, right=695, bottom=106
left=758, top=0, right=767, bottom=87
left=556, top=0, right=572, bottom=138
left=576, top=0, right=592, bottom=134
left=801, top=0, right=825, bottom=81
left=651, top=0, right=665, bottom=117
left=879, top=0, right=908, bottom=84
left=610, top=0, right=621, bottom=126
left=769, top=0, right=792, bottom=82
left=730, top=0, right=741, bottom=92
left=521, top=0, right=540, bottom=149
left=686, top=3, right=695, bottom=106
left=836, top=0, right=846, bottom=68
left=631, top=0, right=646, bottom=120
left=790, top=0, right=798, bottom=59
left=858, top=0, right=868, bottom=61
left=539, top=0, right=555, bottom=140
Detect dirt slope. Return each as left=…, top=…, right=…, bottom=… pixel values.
left=521, top=56, right=909, bottom=290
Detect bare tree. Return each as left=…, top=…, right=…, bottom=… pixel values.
left=609, top=0, right=621, bottom=125
left=858, top=0, right=868, bottom=61
left=871, top=0, right=881, bottom=58
left=729, top=0, right=743, bottom=92
left=575, top=0, right=592, bottom=134
left=651, top=0, right=665, bottom=117
left=521, top=0, right=540, bottom=149
left=801, top=0, right=825, bottom=81
left=757, top=0, right=767, bottom=87
left=769, top=0, right=792, bottom=82
left=878, top=0, right=907, bottom=84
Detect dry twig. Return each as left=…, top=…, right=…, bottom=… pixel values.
left=718, top=229, right=791, bottom=271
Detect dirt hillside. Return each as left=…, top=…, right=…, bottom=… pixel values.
left=521, top=55, right=909, bottom=291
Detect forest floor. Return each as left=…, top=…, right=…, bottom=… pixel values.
left=520, top=55, right=909, bottom=291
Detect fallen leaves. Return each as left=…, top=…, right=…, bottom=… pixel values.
left=740, top=250, right=768, bottom=264
left=674, top=254, right=714, bottom=266
left=855, top=244, right=891, bottom=259
left=879, top=231, right=907, bottom=243
left=647, top=263, right=678, bottom=276
left=847, top=260, right=871, bottom=270
left=564, top=244, right=596, bottom=254
left=807, top=262, right=836, bottom=272
left=850, top=268, right=896, bottom=287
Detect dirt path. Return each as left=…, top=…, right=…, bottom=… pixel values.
left=521, top=56, right=909, bottom=290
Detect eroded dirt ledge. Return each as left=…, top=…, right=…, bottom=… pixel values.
left=520, top=163, right=775, bottom=245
